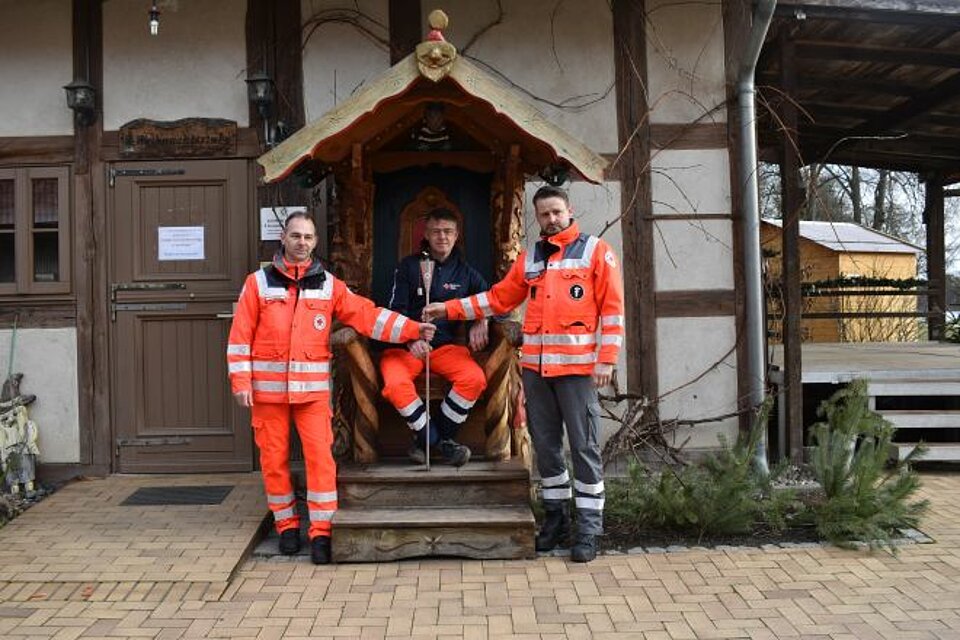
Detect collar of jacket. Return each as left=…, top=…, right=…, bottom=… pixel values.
left=271, top=251, right=324, bottom=282
left=540, top=220, right=581, bottom=249
left=425, top=245, right=463, bottom=267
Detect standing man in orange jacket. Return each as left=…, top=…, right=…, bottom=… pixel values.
left=227, top=212, right=435, bottom=564
left=423, top=185, right=624, bottom=562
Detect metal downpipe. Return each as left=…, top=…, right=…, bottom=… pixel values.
left=738, top=0, right=777, bottom=473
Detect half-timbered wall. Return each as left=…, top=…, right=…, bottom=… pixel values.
left=0, top=0, right=73, bottom=137
left=102, top=0, right=249, bottom=130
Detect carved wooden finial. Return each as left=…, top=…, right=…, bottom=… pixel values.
left=428, top=9, right=449, bottom=32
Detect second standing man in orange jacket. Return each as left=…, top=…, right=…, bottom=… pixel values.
left=423, top=185, right=624, bottom=563
left=227, top=212, right=436, bottom=564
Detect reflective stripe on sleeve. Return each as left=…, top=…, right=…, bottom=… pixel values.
left=602, top=315, right=625, bottom=327
left=371, top=309, right=392, bottom=340
left=388, top=316, right=407, bottom=343
left=228, top=361, right=252, bottom=373
left=460, top=297, right=476, bottom=321
left=307, top=490, right=338, bottom=503
left=227, top=344, right=250, bottom=355
left=600, top=335, right=624, bottom=347
left=476, top=292, right=493, bottom=316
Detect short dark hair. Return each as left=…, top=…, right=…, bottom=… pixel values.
left=283, top=210, right=316, bottom=230
left=532, top=185, right=569, bottom=207
left=425, top=207, right=459, bottom=227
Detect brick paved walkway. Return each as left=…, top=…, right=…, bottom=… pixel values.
left=1, top=473, right=959, bottom=638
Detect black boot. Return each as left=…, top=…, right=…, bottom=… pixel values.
left=535, top=504, right=570, bottom=552
left=571, top=534, right=597, bottom=563
left=278, top=529, right=301, bottom=555
left=311, top=535, right=332, bottom=565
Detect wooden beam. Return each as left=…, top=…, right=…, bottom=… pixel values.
left=851, top=71, right=960, bottom=135
left=612, top=0, right=653, bottom=398
left=654, top=290, right=736, bottom=318
left=779, top=33, right=805, bottom=463
left=757, top=72, right=924, bottom=97
left=0, top=136, right=74, bottom=165
left=775, top=2, right=960, bottom=27
left=389, top=0, right=421, bottom=65
left=925, top=173, right=946, bottom=341
left=795, top=41, right=960, bottom=68
left=649, top=122, right=727, bottom=150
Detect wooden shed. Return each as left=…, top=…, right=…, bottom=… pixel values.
left=761, top=219, right=923, bottom=343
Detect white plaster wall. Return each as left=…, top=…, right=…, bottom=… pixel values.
left=654, top=219, right=735, bottom=290
left=426, top=0, right=618, bottom=154
left=102, top=0, right=249, bottom=131
left=0, top=328, right=80, bottom=464
left=0, top=0, right=74, bottom=137
left=302, top=0, right=390, bottom=122
left=645, top=0, right=727, bottom=124
left=651, top=149, right=731, bottom=216
left=656, top=316, right=739, bottom=450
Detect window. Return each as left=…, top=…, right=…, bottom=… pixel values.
left=0, top=167, right=70, bottom=295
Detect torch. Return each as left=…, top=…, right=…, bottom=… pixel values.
left=419, top=255, right=435, bottom=470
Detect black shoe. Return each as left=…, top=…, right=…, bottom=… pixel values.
left=278, top=529, right=301, bottom=555
left=408, top=442, right=427, bottom=465
left=439, top=439, right=471, bottom=467
left=571, top=534, right=598, bottom=563
left=535, top=506, right=570, bottom=552
left=311, top=536, right=331, bottom=565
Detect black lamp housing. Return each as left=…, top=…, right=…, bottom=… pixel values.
left=245, top=71, right=275, bottom=120
left=63, top=79, right=97, bottom=127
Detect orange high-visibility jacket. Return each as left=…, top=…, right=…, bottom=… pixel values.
left=228, top=255, right=421, bottom=404
left=444, top=221, right=624, bottom=377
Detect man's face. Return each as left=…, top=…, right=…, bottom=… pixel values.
left=534, top=196, right=573, bottom=236
left=424, top=217, right=458, bottom=260
left=280, top=217, right=317, bottom=263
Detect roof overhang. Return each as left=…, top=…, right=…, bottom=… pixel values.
left=258, top=50, right=607, bottom=185
left=757, top=0, right=960, bottom=182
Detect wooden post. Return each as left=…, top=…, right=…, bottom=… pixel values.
left=925, top=172, right=946, bottom=341
left=779, top=33, right=805, bottom=463
left=612, top=0, right=655, bottom=399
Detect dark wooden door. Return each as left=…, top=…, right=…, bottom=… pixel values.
left=109, top=160, right=253, bottom=473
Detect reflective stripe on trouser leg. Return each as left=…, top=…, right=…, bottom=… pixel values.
left=554, top=375, right=604, bottom=535
left=430, top=345, right=487, bottom=440
left=251, top=402, right=299, bottom=534
left=379, top=348, right=427, bottom=430
left=522, top=369, right=571, bottom=510
left=292, top=401, right=337, bottom=539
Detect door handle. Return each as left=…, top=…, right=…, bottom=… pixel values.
left=216, top=312, right=234, bottom=319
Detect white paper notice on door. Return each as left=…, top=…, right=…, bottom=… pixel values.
left=158, top=226, right=205, bottom=261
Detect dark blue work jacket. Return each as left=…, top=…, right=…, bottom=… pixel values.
left=387, top=247, right=488, bottom=348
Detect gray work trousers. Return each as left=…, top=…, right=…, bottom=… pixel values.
left=522, top=370, right=604, bottom=535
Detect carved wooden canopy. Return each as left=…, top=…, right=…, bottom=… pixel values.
left=257, top=12, right=607, bottom=185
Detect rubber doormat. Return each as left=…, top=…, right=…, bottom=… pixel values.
left=120, top=485, right=234, bottom=506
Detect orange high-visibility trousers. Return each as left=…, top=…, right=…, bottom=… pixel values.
left=380, top=344, right=487, bottom=438
left=251, top=401, right=337, bottom=540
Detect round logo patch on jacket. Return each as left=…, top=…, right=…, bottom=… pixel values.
left=313, top=314, right=327, bottom=331
left=569, top=284, right=585, bottom=300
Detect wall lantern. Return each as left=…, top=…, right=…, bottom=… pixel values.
left=63, top=79, right=97, bottom=127
left=246, top=71, right=278, bottom=147
left=148, top=3, right=161, bottom=36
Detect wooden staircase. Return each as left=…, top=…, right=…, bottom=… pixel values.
left=868, top=377, right=960, bottom=462
left=331, top=459, right=536, bottom=562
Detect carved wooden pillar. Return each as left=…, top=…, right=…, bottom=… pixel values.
left=330, top=144, right=375, bottom=295
left=332, top=328, right=381, bottom=463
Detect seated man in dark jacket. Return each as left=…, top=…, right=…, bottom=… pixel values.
left=380, top=208, right=489, bottom=466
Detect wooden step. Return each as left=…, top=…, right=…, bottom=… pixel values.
left=879, top=410, right=960, bottom=430
left=337, top=460, right=531, bottom=508
left=332, top=505, right=536, bottom=562
left=889, top=442, right=960, bottom=462
left=868, top=380, right=960, bottom=397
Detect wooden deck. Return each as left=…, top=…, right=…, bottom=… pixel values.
left=770, top=341, right=960, bottom=384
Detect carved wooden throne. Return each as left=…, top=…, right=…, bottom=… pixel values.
left=255, top=10, right=607, bottom=466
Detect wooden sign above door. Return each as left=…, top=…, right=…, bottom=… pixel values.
left=119, top=118, right=238, bottom=158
